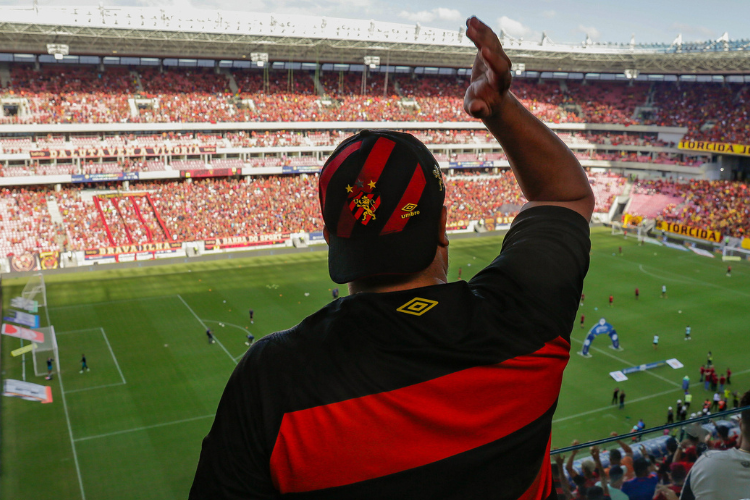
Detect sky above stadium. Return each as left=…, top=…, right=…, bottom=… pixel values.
left=14, top=0, right=749, bottom=44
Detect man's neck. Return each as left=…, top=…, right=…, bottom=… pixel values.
left=348, top=273, right=447, bottom=295
left=348, top=247, right=449, bottom=294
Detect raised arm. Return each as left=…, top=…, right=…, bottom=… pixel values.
left=612, top=431, right=634, bottom=457
left=554, top=454, right=575, bottom=500
left=565, top=440, right=579, bottom=478
left=463, top=16, right=594, bottom=221
left=591, top=446, right=609, bottom=497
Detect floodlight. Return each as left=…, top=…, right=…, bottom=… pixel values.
left=251, top=52, right=268, bottom=67
left=364, top=56, right=380, bottom=69
left=47, top=44, right=69, bottom=60
left=511, top=63, right=526, bottom=76
left=624, top=69, right=640, bottom=79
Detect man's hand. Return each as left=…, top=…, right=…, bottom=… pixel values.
left=463, top=17, right=512, bottom=119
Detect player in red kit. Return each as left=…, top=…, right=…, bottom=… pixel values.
left=609, top=295, right=614, bottom=307
left=580, top=314, right=585, bottom=329
left=634, top=287, right=639, bottom=300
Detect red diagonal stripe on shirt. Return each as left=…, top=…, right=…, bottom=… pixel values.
left=380, top=163, right=426, bottom=235
left=269, top=336, right=570, bottom=494
left=319, top=140, right=362, bottom=211
left=517, top=435, right=553, bottom=500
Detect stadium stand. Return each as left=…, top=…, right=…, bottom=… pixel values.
left=2, top=63, right=743, bottom=141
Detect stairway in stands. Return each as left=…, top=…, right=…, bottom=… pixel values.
left=93, top=194, right=171, bottom=246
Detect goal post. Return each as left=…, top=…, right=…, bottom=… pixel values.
left=21, top=273, right=47, bottom=308
left=723, top=246, right=750, bottom=262
left=611, top=221, right=624, bottom=235
left=31, top=326, right=59, bottom=377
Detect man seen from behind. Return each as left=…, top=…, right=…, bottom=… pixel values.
left=190, top=16, right=594, bottom=500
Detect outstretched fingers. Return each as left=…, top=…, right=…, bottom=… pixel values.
left=466, top=17, right=502, bottom=53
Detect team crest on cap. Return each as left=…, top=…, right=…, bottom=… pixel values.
left=349, top=190, right=380, bottom=225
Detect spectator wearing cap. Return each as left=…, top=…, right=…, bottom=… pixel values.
left=190, top=18, right=595, bottom=499
left=620, top=457, right=658, bottom=500
left=681, top=389, right=750, bottom=500
left=711, top=424, right=738, bottom=450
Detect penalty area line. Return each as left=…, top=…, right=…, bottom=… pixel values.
left=74, top=413, right=215, bottom=443
left=177, top=294, right=237, bottom=365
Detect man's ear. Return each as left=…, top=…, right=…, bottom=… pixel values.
left=438, top=206, right=449, bottom=247
left=323, top=226, right=330, bottom=244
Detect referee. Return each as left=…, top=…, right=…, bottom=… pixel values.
left=191, top=16, right=594, bottom=499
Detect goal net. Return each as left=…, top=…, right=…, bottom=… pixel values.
left=31, top=326, right=59, bottom=378
left=21, top=273, right=47, bottom=308
left=611, top=221, right=624, bottom=235
left=723, top=246, right=750, bottom=262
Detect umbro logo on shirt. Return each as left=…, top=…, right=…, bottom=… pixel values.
left=396, top=297, right=438, bottom=316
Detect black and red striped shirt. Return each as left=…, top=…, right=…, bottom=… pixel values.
left=190, top=205, right=590, bottom=499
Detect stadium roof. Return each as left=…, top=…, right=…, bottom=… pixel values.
left=1, top=6, right=749, bottom=74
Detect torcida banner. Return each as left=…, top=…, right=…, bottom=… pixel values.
left=655, top=221, right=723, bottom=243
left=678, top=141, right=750, bottom=157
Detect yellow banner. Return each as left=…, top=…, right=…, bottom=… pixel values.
left=742, top=238, right=750, bottom=250
left=622, top=214, right=643, bottom=228
left=656, top=221, right=723, bottom=243
left=678, top=140, right=750, bottom=157
left=11, top=343, right=37, bottom=357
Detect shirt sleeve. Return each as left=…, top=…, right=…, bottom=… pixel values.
left=189, top=340, right=280, bottom=500
left=468, top=205, right=590, bottom=344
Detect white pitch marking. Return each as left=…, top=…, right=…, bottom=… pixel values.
left=64, top=381, right=126, bottom=395
left=74, top=413, right=215, bottom=443
left=100, top=327, right=126, bottom=385
left=49, top=294, right=178, bottom=311
left=177, top=294, right=237, bottom=365
left=56, top=355, right=87, bottom=499
left=569, top=336, right=680, bottom=388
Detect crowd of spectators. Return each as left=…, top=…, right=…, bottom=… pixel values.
left=648, top=83, right=750, bottom=144
left=0, top=127, right=708, bottom=180
left=3, top=174, right=750, bottom=256
left=554, top=387, right=750, bottom=499
left=0, top=187, right=61, bottom=257
left=2, top=64, right=747, bottom=142
left=656, top=180, right=750, bottom=238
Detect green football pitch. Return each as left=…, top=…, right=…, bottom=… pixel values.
left=1, top=227, right=748, bottom=499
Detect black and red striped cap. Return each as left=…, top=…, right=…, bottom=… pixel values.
left=319, top=130, right=445, bottom=284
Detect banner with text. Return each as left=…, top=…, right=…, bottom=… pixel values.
left=3, top=379, right=53, bottom=404
left=678, top=140, right=750, bottom=157
left=1, top=323, right=45, bottom=343
left=30, top=145, right=217, bottom=159
left=655, top=221, right=723, bottom=243
left=448, top=160, right=496, bottom=169
left=447, top=220, right=469, bottom=231
left=180, top=168, right=237, bottom=179
left=10, top=297, right=38, bottom=313
left=71, top=172, right=139, bottom=183
left=84, top=241, right=183, bottom=260
left=281, top=166, right=321, bottom=174
left=204, top=233, right=290, bottom=250
left=3, top=311, right=40, bottom=328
